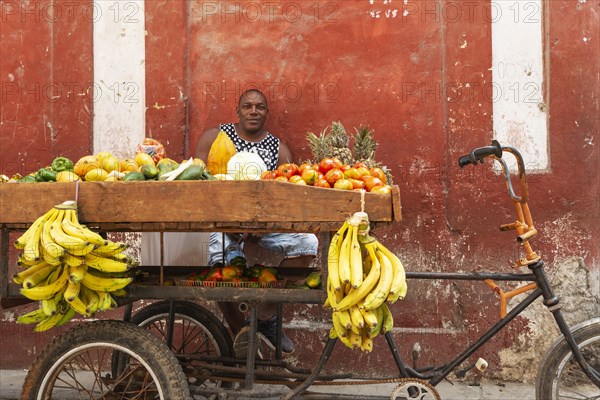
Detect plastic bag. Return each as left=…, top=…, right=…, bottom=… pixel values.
left=136, top=138, right=166, bottom=163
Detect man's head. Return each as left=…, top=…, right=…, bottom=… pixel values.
left=236, top=89, right=268, bottom=134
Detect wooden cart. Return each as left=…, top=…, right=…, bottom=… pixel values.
left=0, top=180, right=402, bottom=400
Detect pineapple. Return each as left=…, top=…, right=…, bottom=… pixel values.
left=329, top=121, right=353, bottom=165
left=307, top=129, right=331, bottom=163
left=352, top=125, right=378, bottom=168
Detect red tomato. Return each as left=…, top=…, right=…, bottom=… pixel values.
left=369, top=167, right=387, bottom=183
left=301, top=168, right=319, bottom=185
left=277, top=163, right=299, bottom=179
left=362, top=176, right=384, bottom=192
left=298, top=163, right=313, bottom=175
left=313, top=178, right=331, bottom=188
left=354, top=161, right=369, bottom=169
left=319, top=158, right=336, bottom=174
left=289, top=175, right=305, bottom=184
left=356, top=167, right=371, bottom=178
left=325, top=168, right=344, bottom=185
left=261, top=170, right=277, bottom=180
left=274, top=176, right=289, bottom=183
left=349, top=178, right=366, bottom=189
left=331, top=158, right=343, bottom=169
left=333, top=179, right=354, bottom=190
left=340, top=164, right=351, bottom=172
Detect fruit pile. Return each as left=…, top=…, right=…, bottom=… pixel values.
left=2, top=138, right=214, bottom=183
left=184, top=262, right=284, bottom=287
left=325, top=212, right=407, bottom=352
left=260, top=158, right=393, bottom=194
left=14, top=201, right=136, bottom=331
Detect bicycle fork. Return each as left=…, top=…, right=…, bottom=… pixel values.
left=529, top=260, right=600, bottom=387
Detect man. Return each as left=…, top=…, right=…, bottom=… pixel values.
left=195, top=89, right=319, bottom=355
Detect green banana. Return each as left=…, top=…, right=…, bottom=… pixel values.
left=17, top=308, right=48, bottom=324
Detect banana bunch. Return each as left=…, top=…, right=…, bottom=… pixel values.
left=325, top=212, right=407, bottom=352
left=13, top=200, right=135, bottom=332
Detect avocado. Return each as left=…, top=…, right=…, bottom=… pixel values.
left=123, top=171, right=145, bottom=181
left=175, top=164, right=204, bottom=181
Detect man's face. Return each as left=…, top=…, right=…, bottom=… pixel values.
left=237, top=92, right=268, bottom=134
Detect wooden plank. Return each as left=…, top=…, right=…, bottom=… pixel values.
left=0, top=181, right=400, bottom=229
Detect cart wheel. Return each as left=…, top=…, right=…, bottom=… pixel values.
left=127, top=300, right=235, bottom=395
left=21, top=320, right=190, bottom=400
left=536, top=317, right=600, bottom=399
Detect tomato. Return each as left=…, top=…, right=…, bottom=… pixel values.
left=349, top=178, right=366, bottom=189
left=369, top=184, right=392, bottom=195
left=277, top=163, right=299, bottom=179
left=362, top=176, right=384, bottom=192
left=369, top=167, right=387, bottom=183
left=301, top=168, right=319, bottom=185
left=331, top=158, right=343, bottom=169
left=298, top=163, right=313, bottom=175
left=318, top=158, right=336, bottom=174
left=333, top=179, right=354, bottom=190
left=344, top=167, right=361, bottom=180
left=354, top=161, right=369, bottom=169
left=340, top=164, right=351, bottom=172
left=274, top=176, right=289, bottom=182
left=313, top=178, right=331, bottom=188
left=289, top=175, right=307, bottom=185
left=324, top=168, right=344, bottom=185
left=261, top=170, right=277, bottom=180
left=356, top=167, right=371, bottom=178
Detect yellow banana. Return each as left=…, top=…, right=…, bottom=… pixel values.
left=349, top=305, right=365, bottom=329
left=363, top=246, right=394, bottom=310
left=33, top=311, right=65, bottom=332
left=17, top=308, right=48, bottom=324
left=359, top=305, right=379, bottom=328
left=63, top=253, right=85, bottom=268
left=326, top=221, right=348, bottom=293
left=92, top=250, right=135, bottom=265
left=68, top=264, right=88, bottom=284
left=360, top=329, right=373, bottom=353
left=376, top=242, right=407, bottom=303
left=338, top=331, right=354, bottom=349
left=13, top=260, right=51, bottom=284
left=348, top=330, right=362, bottom=349
left=335, top=309, right=353, bottom=330
left=49, top=209, right=90, bottom=251
left=97, top=291, right=113, bottom=311
left=110, top=288, right=127, bottom=297
left=67, top=243, right=97, bottom=257
left=17, top=256, right=40, bottom=268
left=329, top=327, right=338, bottom=339
left=61, top=209, right=107, bottom=246
left=85, top=253, right=130, bottom=273
left=40, top=209, right=66, bottom=261
left=15, top=208, right=55, bottom=250
left=349, top=224, right=363, bottom=288
left=65, top=293, right=89, bottom=316
left=41, top=297, right=57, bottom=316
left=389, top=279, right=408, bottom=302
left=92, top=241, right=128, bottom=257
left=20, top=265, right=69, bottom=301
left=82, top=286, right=99, bottom=315
left=81, top=272, right=133, bottom=293
left=64, top=280, right=81, bottom=302
left=23, top=211, right=49, bottom=262
left=368, top=306, right=384, bottom=338
left=22, top=264, right=55, bottom=289
left=334, top=242, right=380, bottom=312
left=337, top=225, right=352, bottom=285
left=380, top=303, right=394, bottom=334
left=331, top=311, right=349, bottom=339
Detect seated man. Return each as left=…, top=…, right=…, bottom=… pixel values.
left=195, top=89, right=319, bottom=354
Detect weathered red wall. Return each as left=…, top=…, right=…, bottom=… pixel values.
left=1, top=0, right=599, bottom=381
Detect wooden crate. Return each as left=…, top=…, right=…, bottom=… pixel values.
left=0, top=180, right=401, bottom=232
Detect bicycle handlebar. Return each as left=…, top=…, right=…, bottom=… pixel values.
left=458, top=140, right=503, bottom=168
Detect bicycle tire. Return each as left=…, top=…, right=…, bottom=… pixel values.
left=128, top=300, right=234, bottom=394
left=20, top=320, right=190, bottom=400
left=536, top=317, right=600, bottom=399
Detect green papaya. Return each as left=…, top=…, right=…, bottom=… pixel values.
left=175, top=164, right=204, bottom=181
left=140, top=164, right=159, bottom=180
left=157, top=158, right=179, bottom=176
left=123, top=171, right=145, bottom=181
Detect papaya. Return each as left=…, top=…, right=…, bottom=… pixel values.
left=123, top=171, right=145, bottom=181
left=175, top=164, right=204, bottom=181
left=305, top=272, right=322, bottom=289
left=140, top=164, right=159, bottom=180
left=206, top=130, right=236, bottom=175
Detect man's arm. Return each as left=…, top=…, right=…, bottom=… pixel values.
left=194, top=127, right=220, bottom=161
left=278, top=141, right=293, bottom=164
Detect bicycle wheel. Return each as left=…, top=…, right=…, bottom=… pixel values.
left=21, top=320, right=190, bottom=400
left=129, top=300, right=234, bottom=394
left=536, top=317, right=600, bottom=399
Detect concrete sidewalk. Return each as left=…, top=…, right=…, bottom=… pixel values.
left=0, top=369, right=535, bottom=399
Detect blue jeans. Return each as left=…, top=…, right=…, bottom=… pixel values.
left=208, top=232, right=318, bottom=266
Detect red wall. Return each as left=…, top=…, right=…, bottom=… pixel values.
left=1, top=0, right=599, bottom=378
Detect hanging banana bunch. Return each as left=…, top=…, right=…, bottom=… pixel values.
left=325, top=211, right=407, bottom=352
left=13, top=200, right=135, bottom=332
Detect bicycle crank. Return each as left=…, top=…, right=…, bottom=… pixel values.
left=389, top=378, right=441, bottom=400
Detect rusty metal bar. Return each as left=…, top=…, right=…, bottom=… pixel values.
left=244, top=304, right=259, bottom=389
